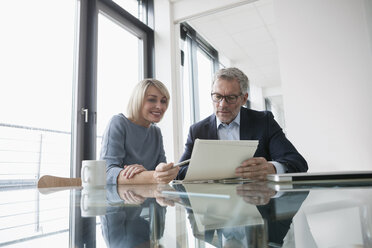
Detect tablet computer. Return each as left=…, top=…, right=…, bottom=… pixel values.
left=267, top=171, right=372, bottom=183
left=183, top=139, right=258, bottom=182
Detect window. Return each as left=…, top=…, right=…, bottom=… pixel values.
left=180, top=23, right=219, bottom=141
left=0, top=1, right=77, bottom=246
left=96, top=13, right=141, bottom=158
left=0, top=0, right=77, bottom=186
left=196, top=48, right=215, bottom=120
left=0, top=0, right=154, bottom=246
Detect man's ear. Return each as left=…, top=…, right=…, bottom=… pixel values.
left=242, top=93, right=248, bottom=104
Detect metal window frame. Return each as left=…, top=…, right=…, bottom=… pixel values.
left=180, top=23, right=219, bottom=123
left=71, top=0, right=154, bottom=179
left=70, top=1, right=154, bottom=247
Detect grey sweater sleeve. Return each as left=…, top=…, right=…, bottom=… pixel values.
left=100, top=116, right=126, bottom=185
left=156, top=129, right=167, bottom=165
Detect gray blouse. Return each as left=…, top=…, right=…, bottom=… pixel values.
left=100, top=114, right=166, bottom=184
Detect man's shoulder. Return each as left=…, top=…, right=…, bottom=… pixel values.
left=241, top=107, right=273, bottom=120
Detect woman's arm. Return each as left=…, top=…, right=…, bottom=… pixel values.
left=117, top=162, right=179, bottom=184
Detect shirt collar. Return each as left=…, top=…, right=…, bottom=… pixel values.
left=216, top=111, right=241, bottom=127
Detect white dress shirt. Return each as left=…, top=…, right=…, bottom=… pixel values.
left=216, top=112, right=286, bottom=174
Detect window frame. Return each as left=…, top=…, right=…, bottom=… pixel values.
left=180, top=22, right=219, bottom=123
left=72, top=0, right=154, bottom=178
left=70, top=0, right=154, bottom=246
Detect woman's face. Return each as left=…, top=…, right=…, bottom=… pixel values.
left=138, top=85, right=168, bottom=127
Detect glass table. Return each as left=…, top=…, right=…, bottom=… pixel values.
left=1, top=180, right=372, bottom=247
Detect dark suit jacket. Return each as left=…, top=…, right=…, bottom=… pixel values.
left=177, top=107, right=308, bottom=179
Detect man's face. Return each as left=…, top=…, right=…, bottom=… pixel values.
left=212, top=78, right=248, bottom=124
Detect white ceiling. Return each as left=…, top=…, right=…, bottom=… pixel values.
left=187, top=0, right=280, bottom=89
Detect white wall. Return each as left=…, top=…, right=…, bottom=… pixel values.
left=276, top=0, right=372, bottom=172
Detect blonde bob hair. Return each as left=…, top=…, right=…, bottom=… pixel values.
left=126, top=79, right=170, bottom=121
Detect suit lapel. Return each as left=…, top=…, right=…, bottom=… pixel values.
left=206, top=115, right=218, bottom=139
left=239, top=107, right=251, bottom=140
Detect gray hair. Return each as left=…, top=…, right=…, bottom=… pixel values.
left=126, top=78, right=170, bottom=121
left=212, top=67, right=249, bottom=94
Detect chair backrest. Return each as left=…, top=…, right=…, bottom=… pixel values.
left=37, top=175, right=81, bottom=188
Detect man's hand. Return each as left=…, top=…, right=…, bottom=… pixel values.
left=236, top=182, right=276, bottom=205
left=153, top=162, right=180, bottom=184
left=235, top=157, right=276, bottom=180
left=120, top=164, right=147, bottom=179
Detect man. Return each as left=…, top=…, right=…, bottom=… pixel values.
left=177, top=67, right=307, bottom=180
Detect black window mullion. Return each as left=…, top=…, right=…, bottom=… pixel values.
left=72, top=0, right=99, bottom=178
left=181, top=22, right=219, bottom=123
left=97, top=0, right=154, bottom=77
left=73, top=0, right=155, bottom=176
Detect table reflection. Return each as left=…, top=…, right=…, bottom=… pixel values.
left=284, top=187, right=372, bottom=248
left=2, top=181, right=372, bottom=247
left=169, top=182, right=309, bottom=247
left=99, top=184, right=177, bottom=248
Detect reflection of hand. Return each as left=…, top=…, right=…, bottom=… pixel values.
left=235, top=157, right=276, bottom=180
left=118, top=189, right=146, bottom=204
left=152, top=185, right=180, bottom=207
left=236, top=182, right=276, bottom=205
left=153, top=162, right=180, bottom=184
left=154, top=194, right=176, bottom=207
left=117, top=184, right=177, bottom=206
left=121, top=164, right=147, bottom=179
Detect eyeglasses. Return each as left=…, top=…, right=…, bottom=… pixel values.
left=211, top=93, right=242, bottom=104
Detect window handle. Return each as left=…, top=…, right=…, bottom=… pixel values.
left=81, top=108, right=88, bottom=123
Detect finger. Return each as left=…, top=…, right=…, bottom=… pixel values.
left=243, top=196, right=268, bottom=206
left=126, top=191, right=137, bottom=202
left=125, top=164, right=146, bottom=178
left=235, top=170, right=268, bottom=180
left=236, top=182, right=266, bottom=191
left=122, top=165, right=137, bottom=178
left=236, top=164, right=260, bottom=173
left=155, top=167, right=179, bottom=179
left=155, top=162, right=174, bottom=172
left=241, top=157, right=267, bottom=167
left=128, top=167, right=145, bottom=178
left=127, top=191, right=144, bottom=204
left=156, top=175, right=174, bottom=184
left=121, top=192, right=129, bottom=202
left=123, top=192, right=135, bottom=204
left=236, top=162, right=273, bottom=174
left=124, top=167, right=137, bottom=178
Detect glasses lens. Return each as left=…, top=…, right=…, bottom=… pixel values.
left=211, top=93, right=221, bottom=102
left=226, top=96, right=237, bottom=103
left=211, top=93, right=240, bottom=103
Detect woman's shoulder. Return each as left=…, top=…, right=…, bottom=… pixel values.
left=107, top=113, right=131, bottom=130
left=109, top=113, right=127, bottom=124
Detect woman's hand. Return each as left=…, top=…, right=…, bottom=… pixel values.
left=120, top=164, right=147, bottom=179
left=153, top=162, right=180, bottom=184
left=118, top=189, right=145, bottom=205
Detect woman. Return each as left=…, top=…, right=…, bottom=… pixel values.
left=100, top=79, right=179, bottom=184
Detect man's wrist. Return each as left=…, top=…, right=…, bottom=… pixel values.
left=270, top=161, right=286, bottom=174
